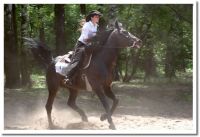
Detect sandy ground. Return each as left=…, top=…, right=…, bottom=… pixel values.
left=4, top=81, right=193, bottom=132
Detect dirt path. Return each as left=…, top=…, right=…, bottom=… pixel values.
left=4, top=82, right=193, bottom=131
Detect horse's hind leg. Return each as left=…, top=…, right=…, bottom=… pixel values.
left=67, top=88, right=88, bottom=122
left=45, top=70, right=59, bottom=129
left=100, top=85, right=119, bottom=121
left=45, top=88, right=58, bottom=129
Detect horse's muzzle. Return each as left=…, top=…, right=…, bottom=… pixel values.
left=130, top=39, right=142, bottom=48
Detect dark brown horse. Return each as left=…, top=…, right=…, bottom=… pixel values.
left=25, top=21, right=141, bottom=130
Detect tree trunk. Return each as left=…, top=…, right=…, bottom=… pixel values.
left=113, top=65, right=120, bottom=81
left=20, top=4, right=31, bottom=87
left=107, top=4, right=121, bottom=81
left=39, top=24, right=45, bottom=44
left=80, top=4, right=86, bottom=15
left=165, top=44, right=176, bottom=79
left=122, top=50, right=129, bottom=82
left=54, top=4, right=66, bottom=55
left=107, top=4, right=118, bottom=28
left=143, top=43, right=157, bottom=81
left=164, top=24, right=176, bottom=79
left=128, top=49, right=141, bottom=81
left=37, top=5, right=46, bottom=44
left=4, top=4, right=21, bottom=88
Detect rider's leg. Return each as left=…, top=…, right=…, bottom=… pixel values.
left=64, top=47, right=85, bottom=85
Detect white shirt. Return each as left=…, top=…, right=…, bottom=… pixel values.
left=78, top=21, right=98, bottom=45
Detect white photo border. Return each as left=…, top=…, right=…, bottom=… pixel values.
left=1, top=0, right=198, bottom=135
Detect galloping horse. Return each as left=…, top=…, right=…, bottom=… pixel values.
left=25, top=21, right=141, bottom=129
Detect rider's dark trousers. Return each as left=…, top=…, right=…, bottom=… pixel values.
left=65, top=41, right=86, bottom=78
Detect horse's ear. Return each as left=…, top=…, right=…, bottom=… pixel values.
left=115, top=20, right=120, bottom=32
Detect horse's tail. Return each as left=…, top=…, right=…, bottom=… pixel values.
left=23, top=37, right=53, bottom=69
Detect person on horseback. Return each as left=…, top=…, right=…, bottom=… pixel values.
left=64, top=10, right=102, bottom=85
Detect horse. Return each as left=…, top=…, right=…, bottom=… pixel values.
left=25, top=21, right=141, bottom=130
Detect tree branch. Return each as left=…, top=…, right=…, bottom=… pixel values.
left=166, top=5, right=192, bottom=24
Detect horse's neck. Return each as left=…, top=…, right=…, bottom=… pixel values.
left=99, top=37, right=119, bottom=68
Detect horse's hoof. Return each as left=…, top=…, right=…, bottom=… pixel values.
left=82, top=116, right=88, bottom=122
left=48, top=124, right=59, bottom=129
left=100, top=114, right=107, bottom=121
left=109, top=124, right=116, bottom=130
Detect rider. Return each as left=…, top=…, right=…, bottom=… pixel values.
left=64, top=10, right=102, bottom=85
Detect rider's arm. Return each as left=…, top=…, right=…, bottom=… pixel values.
left=82, top=23, right=96, bottom=44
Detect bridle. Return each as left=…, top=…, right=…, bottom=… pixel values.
left=91, top=29, right=140, bottom=49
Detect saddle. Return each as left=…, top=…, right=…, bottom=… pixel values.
left=55, top=52, right=73, bottom=63
left=54, top=50, right=93, bottom=91
left=55, top=50, right=92, bottom=76
left=54, top=51, right=74, bottom=76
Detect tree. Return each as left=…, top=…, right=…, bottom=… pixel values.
left=4, top=4, right=192, bottom=85
left=37, top=5, right=46, bottom=44
left=4, top=4, right=21, bottom=88
left=80, top=4, right=86, bottom=15
left=107, top=4, right=120, bottom=81
left=54, top=4, right=66, bottom=55
left=20, top=4, right=31, bottom=87
left=107, top=4, right=118, bottom=28
left=139, top=5, right=157, bottom=80
left=160, top=5, right=192, bottom=78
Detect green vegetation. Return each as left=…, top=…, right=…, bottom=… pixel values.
left=31, top=74, right=46, bottom=89
left=4, top=4, right=193, bottom=88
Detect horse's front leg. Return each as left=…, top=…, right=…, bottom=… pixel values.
left=100, top=85, right=119, bottom=121
left=92, top=85, right=116, bottom=130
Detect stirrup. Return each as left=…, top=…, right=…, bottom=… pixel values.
left=63, top=78, right=72, bottom=86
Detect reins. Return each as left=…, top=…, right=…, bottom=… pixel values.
left=91, top=29, right=135, bottom=49
left=92, top=46, right=133, bottom=49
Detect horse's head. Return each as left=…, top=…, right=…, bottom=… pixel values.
left=113, top=21, right=142, bottom=48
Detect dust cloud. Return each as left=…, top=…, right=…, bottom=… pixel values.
left=4, top=83, right=193, bottom=131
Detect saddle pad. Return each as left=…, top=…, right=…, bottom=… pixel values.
left=55, top=51, right=73, bottom=76
left=55, top=61, right=70, bottom=76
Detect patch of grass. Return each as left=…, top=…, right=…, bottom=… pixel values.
left=131, top=74, right=192, bottom=87
left=29, top=73, right=69, bottom=97
left=113, top=81, right=149, bottom=89
left=31, top=74, right=46, bottom=89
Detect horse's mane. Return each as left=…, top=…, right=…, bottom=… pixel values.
left=93, top=29, right=113, bottom=46
left=90, top=29, right=114, bottom=55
